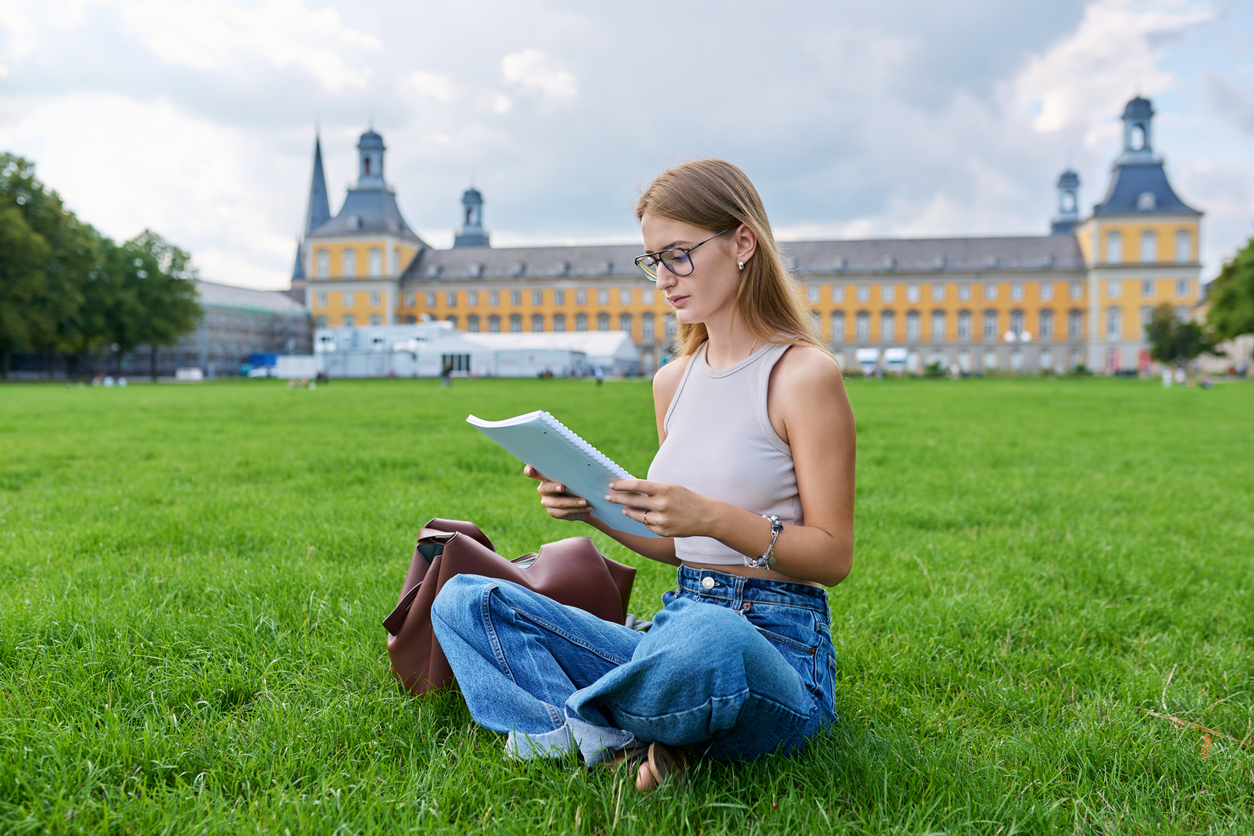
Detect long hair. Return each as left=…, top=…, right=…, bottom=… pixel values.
left=636, top=159, right=828, bottom=358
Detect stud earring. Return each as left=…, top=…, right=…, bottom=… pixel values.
left=737, top=261, right=744, bottom=271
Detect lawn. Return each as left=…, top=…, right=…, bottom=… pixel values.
left=0, top=375, right=1251, bottom=835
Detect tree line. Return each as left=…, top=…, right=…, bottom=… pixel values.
left=0, top=153, right=201, bottom=380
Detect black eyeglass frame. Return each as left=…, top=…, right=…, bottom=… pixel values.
left=634, top=227, right=735, bottom=281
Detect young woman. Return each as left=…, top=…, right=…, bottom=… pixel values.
left=431, top=159, right=856, bottom=791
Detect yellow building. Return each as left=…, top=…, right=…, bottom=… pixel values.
left=296, top=97, right=1202, bottom=375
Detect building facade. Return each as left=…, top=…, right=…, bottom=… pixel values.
left=297, top=96, right=1202, bottom=375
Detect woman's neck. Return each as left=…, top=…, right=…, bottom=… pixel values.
left=702, top=312, right=761, bottom=369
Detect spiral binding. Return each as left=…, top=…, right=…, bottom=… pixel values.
left=538, top=411, right=630, bottom=478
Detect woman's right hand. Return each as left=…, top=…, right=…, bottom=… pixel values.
left=524, top=465, right=592, bottom=522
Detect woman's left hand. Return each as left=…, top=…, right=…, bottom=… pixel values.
left=605, top=479, right=712, bottom=538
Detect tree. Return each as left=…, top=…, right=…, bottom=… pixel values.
left=0, top=201, right=51, bottom=376
left=1145, top=303, right=1216, bottom=368
left=126, top=230, right=202, bottom=381
left=1206, top=237, right=1254, bottom=342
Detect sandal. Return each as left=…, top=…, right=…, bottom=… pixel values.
left=644, top=742, right=690, bottom=789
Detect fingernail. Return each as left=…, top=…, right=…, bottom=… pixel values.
left=578, top=500, right=587, bottom=506
left=604, top=495, right=611, bottom=501
left=556, top=485, right=564, bottom=493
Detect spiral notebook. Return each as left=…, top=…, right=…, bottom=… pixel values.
left=466, top=411, right=659, bottom=539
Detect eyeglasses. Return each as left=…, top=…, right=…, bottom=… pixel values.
left=634, top=228, right=733, bottom=281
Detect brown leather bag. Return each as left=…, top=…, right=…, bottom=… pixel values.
left=382, top=518, right=637, bottom=696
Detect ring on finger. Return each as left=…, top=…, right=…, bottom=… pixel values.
left=643, top=511, right=650, bottom=526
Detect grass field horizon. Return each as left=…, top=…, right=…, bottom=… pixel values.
left=1, top=376, right=1251, bottom=834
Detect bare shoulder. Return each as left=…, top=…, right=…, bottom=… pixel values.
left=774, top=344, right=847, bottom=397
left=651, top=354, right=691, bottom=405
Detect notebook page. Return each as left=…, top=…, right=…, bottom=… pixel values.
left=467, top=412, right=659, bottom=539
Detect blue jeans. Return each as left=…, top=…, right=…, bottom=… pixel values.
left=430, top=565, right=837, bottom=765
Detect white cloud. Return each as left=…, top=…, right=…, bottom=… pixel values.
left=500, top=48, right=577, bottom=102
left=407, top=70, right=459, bottom=103
left=119, top=0, right=382, bottom=92
left=1010, top=0, right=1216, bottom=140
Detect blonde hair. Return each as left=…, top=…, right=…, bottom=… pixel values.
left=636, top=159, right=827, bottom=358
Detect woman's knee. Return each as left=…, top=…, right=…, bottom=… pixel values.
left=431, top=573, right=496, bottom=626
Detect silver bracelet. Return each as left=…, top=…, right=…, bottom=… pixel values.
left=744, top=514, right=782, bottom=571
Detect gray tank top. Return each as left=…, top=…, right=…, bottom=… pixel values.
left=647, top=342, right=802, bottom=565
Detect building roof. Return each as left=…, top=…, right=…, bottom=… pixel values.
left=1122, top=96, right=1154, bottom=121
left=197, top=280, right=309, bottom=316
left=308, top=187, right=427, bottom=242
left=304, top=135, right=331, bottom=235
left=357, top=129, right=385, bottom=149
left=1092, top=161, right=1200, bottom=216
left=459, top=331, right=635, bottom=357
left=402, top=235, right=1084, bottom=282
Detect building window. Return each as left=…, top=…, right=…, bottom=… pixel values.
left=1068, top=310, right=1082, bottom=339
left=856, top=284, right=869, bottom=303
left=597, top=312, right=610, bottom=331
left=370, top=291, right=380, bottom=306
left=930, top=310, right=945, bottom=341
left=1010, top=309, right=1024, bottom=334
left=1141, top=306, right=1154, bottom=327
left=619, top=313, right=633, bottom=334
left=1039, top=309, right=1054, bottom=340
left=906, top=311, right=920, bottom=341
left=1175, top=230, right=1191, bottom=263
left=1106, top=307, right=1122, bottom=339
left=1070, top=281, right=1083, bottom=301
left=832, top=284, right=845, bottom=303
left=342, top=249, right=357, bottom=278
left=642, top=312, right=655, bottom=341
left=984, top=282, right=998, bottom=301
left=531, top=314, right=544, bottom=332
left=621, top=288, right=632, bottom=304
left=664, top=313, right=677, bottom=341
left=1107, top=280, right=1121, bottom=299
left=510, top=290, right=521, bottom=306
left=367, top=314, right=380, bottom=326
left=489, top=314, right=500, bottom=333
left=553, top=313, right=567, bottom=332
left=881, top=284, right=895, bottom=303
left=1176, top=306, right=1189, bottom=322
left=445, top=315, right=457, bottom=329
left=315, top=315, right=328, bottom=328
left=441, top=290, right=454, bottom=307
left=532, top=290, right=543, bottom=305
left=316, top=250, right=329, bottom=278
left=643, top=288, right=655, bottom=305
left=1041, top=282, right=1054, bottom=302
left=598, top=288, right=610, bottom=305
left=1177, top=279, right=1189, bottom=297
left=1011, top=282, right=1024, bottom=302
left=983, top=310, right=997, bottom=340
left=931, top=283, right=944, bottom=302
left=510, top=314, right=522, bottom=333
left=343, top=291, right=355, bottom=308
left=855, top=311, right=870, bottom=341
left=880, top=310, right=895, bottom=342
left=984, top=349, right=998, bottom=370
left=1141, top=280, right=1153, bottom=297
left=1106, top=231, right=1123, bottom=264
left=958, top=282, right=971, bottom=301
left=554, top=289, right=565, bottom=305
left=830, top=311, right=845, bottom=343
left=467, top=314, right=480, bottom=332
left=808, top=285, right=820, bottom=303
left=576, top=289, right=587, bottom=305
left=470, top=263, right=484, bottom=278
left=425, top=291, right=436, bottom=307
left=342, top=314, right=355, bottom=327
left=369, top=247, right=382, bottom=277
left=906, top=284, right=919, bottom=303
left=513, top=262, right=526, bottom=277
left=405, top=292, right=415, bottom=307
left=489, top=290, right=499, bottom=306
left=316, top=292, right=327, bottom=307
left=1140, top=231, right=1157, bottom=263
left=391, top=246, right=400, bottom=275
left=468, top=290, right=479, bottom=306
left=575, top=313, right=588, bottom=332
left=426, top=265, right=442, bottom=279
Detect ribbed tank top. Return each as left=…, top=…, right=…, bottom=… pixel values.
left=647, top=342, right=802, bottom=565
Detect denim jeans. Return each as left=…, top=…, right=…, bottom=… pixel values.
left=430, top=564, right=837, bottom=765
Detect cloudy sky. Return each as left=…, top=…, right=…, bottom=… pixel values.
left=1, top=0, right=1252, bottom=290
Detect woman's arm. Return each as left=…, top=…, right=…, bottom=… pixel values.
left=606, top=346, right=855, bottom=587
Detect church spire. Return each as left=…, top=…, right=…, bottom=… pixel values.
left=305, top=133, right=331, bottom=234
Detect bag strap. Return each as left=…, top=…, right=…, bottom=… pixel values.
left=420, top=518, right=495, bottom=552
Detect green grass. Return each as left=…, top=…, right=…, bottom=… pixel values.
left=0, top=376, right=1251, bottom=835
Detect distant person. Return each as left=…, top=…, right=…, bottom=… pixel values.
left=594, top=365, right=604, bottom=386
left=1162, top=368, right=1173, bottom=388
left=1174, top=366, right=1186, bottom=386
left=432, top=159, right=854, bottom=792
left=441, top=360, right=453, bottom=388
